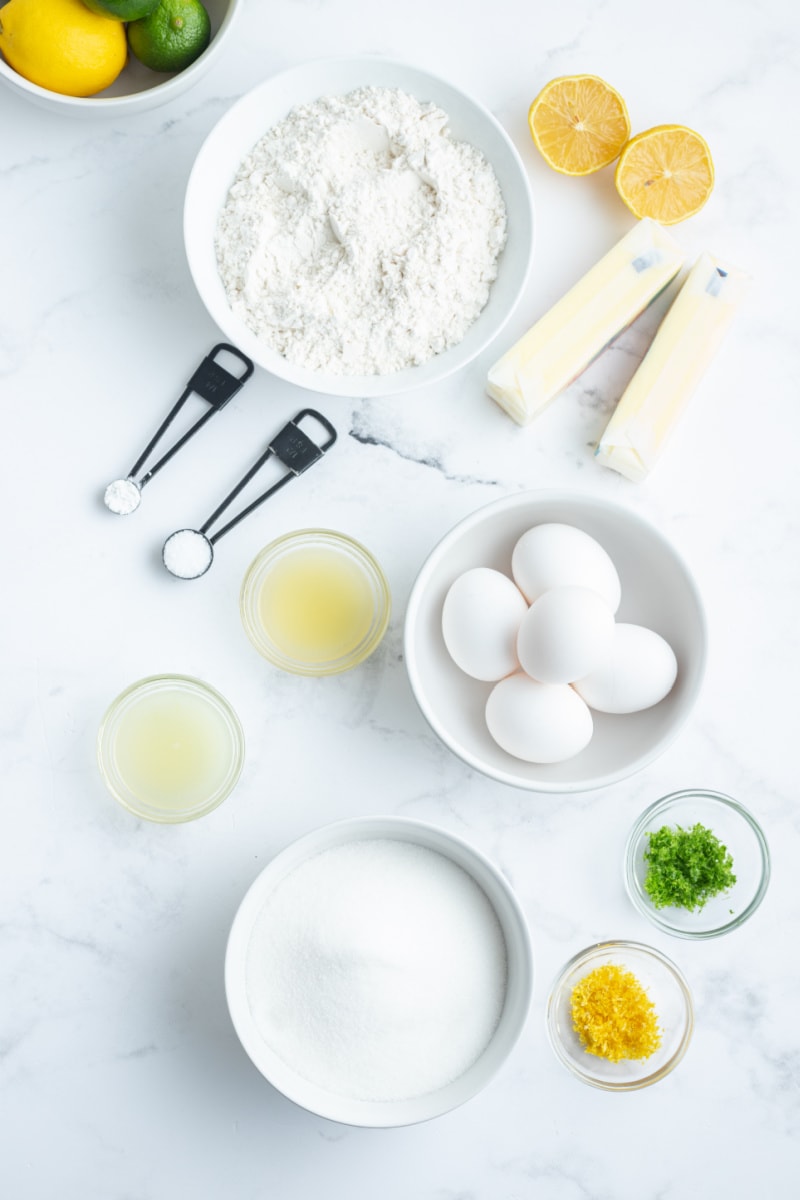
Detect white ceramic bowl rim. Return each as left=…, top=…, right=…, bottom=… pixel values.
left=183, top=54, right=535, bottom=397
left=404, top=489, right=708, bottom=793
left=225, top=814, right=533, bottom=1127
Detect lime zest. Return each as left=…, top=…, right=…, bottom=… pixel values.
left=643, top=822, right=736, bottom=911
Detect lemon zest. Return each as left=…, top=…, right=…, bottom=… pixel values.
left=571, top=963, right=661, bottom=1062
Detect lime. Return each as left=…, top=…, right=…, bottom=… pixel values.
left=127, top=0, right=210, bottom=73
left=82, top=0, right=160, bottom=19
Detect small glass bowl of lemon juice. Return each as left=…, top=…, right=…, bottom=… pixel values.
left=97, top=675, right=245, bottom=823
left=240, top=530, right=391, bottom=675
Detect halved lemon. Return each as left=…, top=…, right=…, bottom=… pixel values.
left=615, top=125, right=715, bottom=224
left=528, top=74, right=631, bottom=176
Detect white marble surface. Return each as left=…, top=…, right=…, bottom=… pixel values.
left=2, top=1, right=799, bottom=1196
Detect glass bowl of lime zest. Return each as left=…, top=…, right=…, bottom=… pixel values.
left=624, top=789, right=770, bottom=939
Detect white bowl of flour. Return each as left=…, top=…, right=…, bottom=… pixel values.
left=225, top=815, right=532, bottom=1126
left=184, top=57, right=534, bottom=397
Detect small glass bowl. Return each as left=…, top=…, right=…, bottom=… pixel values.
left=240, top=529, right=391, bottom=676
left=624, top=790, right=770, bottom=939
left=546, top=940, right=693, bottom=1091
left=97, top=674, right=245, bottom=823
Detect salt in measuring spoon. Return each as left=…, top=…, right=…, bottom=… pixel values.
left=104, top=343, right=254, bottom=515
left=162, top=408, right=337, bottom=580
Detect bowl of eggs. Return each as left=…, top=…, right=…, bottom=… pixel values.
left=404, top=491, right=707, bottom=793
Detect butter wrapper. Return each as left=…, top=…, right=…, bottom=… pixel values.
left=595, top=253, right=751, bottom=481
left=486, top=219, right=685, bottom=426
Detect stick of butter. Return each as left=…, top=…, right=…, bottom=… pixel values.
left=595, top=253, right=750, bottom=481
left=486, top=219, right=684, bottom=425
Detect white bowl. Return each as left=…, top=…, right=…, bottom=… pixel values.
left=225, top=816, right=533, bottom=1126
left=404, top=491, right=707, bottom=793
left=183, top=56, right=535, bottom=397
left=0, top=0, right=240, bottom=116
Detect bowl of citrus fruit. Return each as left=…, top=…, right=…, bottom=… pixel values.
left=0, top=0, right=240, bottom=113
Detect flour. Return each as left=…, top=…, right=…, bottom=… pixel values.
left=215, top=87, right=507, bottom=376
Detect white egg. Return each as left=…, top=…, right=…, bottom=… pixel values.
left=485, top=673, right=593, bottom=763
left=516, top=586, right=615, bottom=684
left=441, top=567, right=528, bottom=681
left=511, top=523, right=622, bottom=612
left=573, top=623, right=678, bottom=714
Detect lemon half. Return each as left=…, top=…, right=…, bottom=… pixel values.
left=615, top=124, right=715, bottom=224
left=528, top=74, right=631, bottom=176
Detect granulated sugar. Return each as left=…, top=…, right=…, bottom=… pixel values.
left=215, top=87, right=507, bottom=376
left=244, top=838, right=507, bottom=1102
left=161, top=529, right=213, bottom=579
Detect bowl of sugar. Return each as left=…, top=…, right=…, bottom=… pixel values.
left=225, top=816, right=532, bottom=1126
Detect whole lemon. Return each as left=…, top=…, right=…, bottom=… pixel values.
left=0, top=0, right=127, bottom=97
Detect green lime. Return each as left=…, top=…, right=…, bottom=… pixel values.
left=127, top=0, right=210, bottom=73
left=82, top=0, right=161, bottom=19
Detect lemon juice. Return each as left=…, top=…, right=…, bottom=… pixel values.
left=241, top=531, right=391, bottom=674
left=98, top=676, right=244, bottom=822
left=258, top=546, right=375, bottom=663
